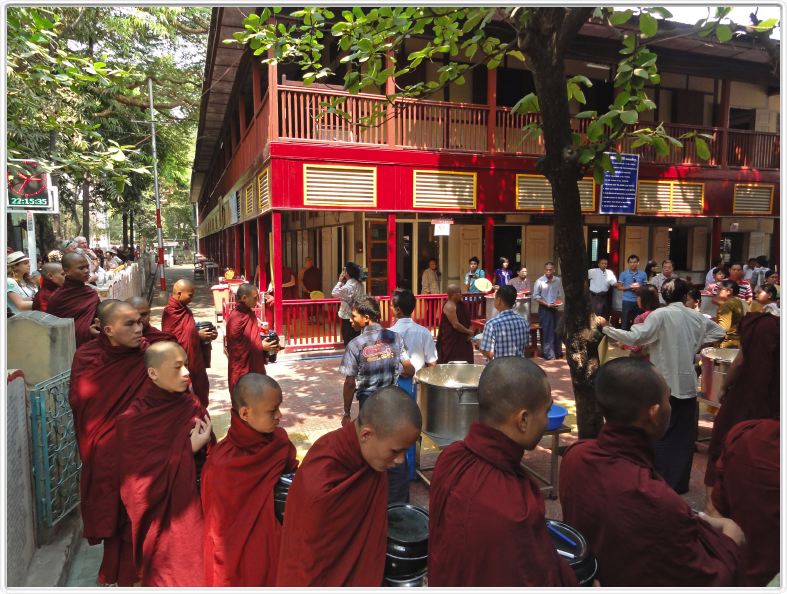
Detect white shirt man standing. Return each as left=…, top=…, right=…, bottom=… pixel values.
left=588, top=257, right=617, bottom=317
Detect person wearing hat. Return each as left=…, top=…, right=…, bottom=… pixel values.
left=104, top=249, right=122, bottom=272
left=7, top=251, right=37, bottom=314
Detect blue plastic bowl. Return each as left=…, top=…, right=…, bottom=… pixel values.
left=547, top=404, right=568, bottom=431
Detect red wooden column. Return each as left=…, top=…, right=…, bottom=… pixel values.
left=234, top=224, right=242, bottom=273
left=484, top=216, right=495, bottom=277
left=271, top=211, right=284, bottom=334
left=609, top=216, right=620, bottom=275
left=252, top=59, right=262, bottom=111
left=385, top=49, right=396, bottom=147
left=487, top=67, right=497, bottom=153
left=387, top=213, right=397, bottom=295
left=267, top=31, right=279, bottom=142
left=711, top=217, right=722, bottom=263
left=719, top=79, right=731, bottom=168
left=243, top=220, right=252, bottom=280
left=257, top=215, right=268, bottom=291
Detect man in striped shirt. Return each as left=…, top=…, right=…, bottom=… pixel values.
left=480, top=285, right=529, bottom=360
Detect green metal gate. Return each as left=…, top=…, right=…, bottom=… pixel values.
left=29, top=370, right=81, bottom=529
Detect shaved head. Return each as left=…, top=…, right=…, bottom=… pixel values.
left=232, top=373, right=281, bottom=412
left=358, top=386, right=422, bottom=437
left=236, top=283, right=257, bottom=300
left=173, top=278, right=194, bottom=292
left=97, top=299, right=123, bottom=328
left=41, top=262, right=62, bottom=277
left=126, top=296, right=148, bottom=309
left=62, top=252, right=86, bottom=271
left=478, top=357, right=551, bottom=425
left=144, top=340, right=187, bottom=370
left=595, top=358, right=667, bottom=425
left=446, top=284, right=461, bottom=297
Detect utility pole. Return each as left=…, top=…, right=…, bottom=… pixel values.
left=148, top=77, right=166, bottom=291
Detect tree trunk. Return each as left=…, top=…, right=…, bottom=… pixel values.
left=130, top=210, right=135, bottom=253
left=81, top=180, right=90, bottom=243
left=122, top=211, right=129, bottom=249
left=524, top=8, right=603, bottom=438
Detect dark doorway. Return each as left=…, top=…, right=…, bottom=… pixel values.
left=494, top=226, right=522, bottom=272
left=720, top=232, right=744, bottom=265
left=397, top=222, right=413, bottom=292
left=587, top=226, right=610, bottom=266
left=668, top=227, right=690, bottom=270
left=729, top=108, right=756, bottom=130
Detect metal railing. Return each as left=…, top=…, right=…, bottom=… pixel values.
left=29, top=370, right=81, bottom=530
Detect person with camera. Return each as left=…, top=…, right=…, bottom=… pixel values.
left=331, top=261, right=366, bottom=346
left=225, top=283, right=282, bottom=395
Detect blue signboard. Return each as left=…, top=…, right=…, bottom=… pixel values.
left=599, top=153, right=640, bottom=214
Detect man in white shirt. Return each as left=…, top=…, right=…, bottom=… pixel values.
left=597, top=278, right=724, bottom=495
left=588, top=257, right=617, bottom=317
left=390, top=288, right=437, bottom=485
left=648, top=259, right=675, bottom=305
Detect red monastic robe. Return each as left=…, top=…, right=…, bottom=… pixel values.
left=117, top=382, right=211, bottom=587
left=705, top=312, right=780, bottom=486
left=68, top=333, right=149, bottom=585
left=47, top=277, right=100, bottom=346
left=225, top=302, right=267, bottom=395
left=32, top=277, right=59, bottom=312
left=712, top=419, right=780, bottom=586
left=161, top=296, right=210, bottom=406
left=436, top=300, right=474, bottom=363
left=429, top=421, right=577, bottom=586
left=201, top=410, right=298, bottom=586
left=142, top=323, right=176, bottom=344
left=276, top=422, right=388, bottom=586
left=559, top=424, right=740, bottom=586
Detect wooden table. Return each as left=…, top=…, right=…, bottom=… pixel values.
left=521, top=424, right=572, bottom=499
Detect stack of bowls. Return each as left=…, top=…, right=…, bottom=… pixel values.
left=273, top=472, right=296, bottom=524
left=383, top=503, right=429, bottom=587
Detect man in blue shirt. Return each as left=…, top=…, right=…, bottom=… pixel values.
left=480, top=285, right=529, bottom=359
left=617, top=254, right=647, bottom=330
left=464, top=256, right=487, bottom=293
left=532, top=262, right=564, bottom=360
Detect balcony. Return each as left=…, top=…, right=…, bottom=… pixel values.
left=276, top=82, right=779, bottom=170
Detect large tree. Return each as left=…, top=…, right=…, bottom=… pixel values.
left=234, top=7, right=777, bottom=436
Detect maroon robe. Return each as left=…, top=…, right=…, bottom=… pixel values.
left=32, top=277, right=59, bottom=312
left=202, top=410, right=298, bottom=586
left=301, top=265, right=321, bottom=298
left=436, top=300, right=474, bottom=363
left=276, top=422, right=388, bottom=586
left=705, top=312, right=779, bottom=486
left=430, top=421, right=577, bottom=586
left=142, top=323, right=176, bottom=344
left=712, top=419, right=779, bottom=586
left=225, top=302, right=267, bottom=395
left=47, top=277, right=100, bottom=346
left=117, top=381, right=211, bottom=586
left=68, top=333, right=149, bottom=585
left=161, top=296, right=210, bottom=406
left=281, top=266, right=296, bottom=300
left=560, top=424, right=739, bottom=586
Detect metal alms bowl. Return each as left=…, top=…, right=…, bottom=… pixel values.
left=414, top=363, right=485, bottom=446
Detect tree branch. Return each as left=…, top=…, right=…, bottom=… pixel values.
left=169, top=20, right=209, bottom=35
left=114, top=93, right=199, bottom=110
left=559, top=8, right=594, bottom=48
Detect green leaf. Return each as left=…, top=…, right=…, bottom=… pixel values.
left=613, top=92, right=630, bottom=108
left=633, top=68, right=649, bottom=79
left=652, top=137, right=669, bottom=155
left=639, top=13, right=658, bottom=37
left=511, top=92, right=540, bottom=115
left=620, top=110, right=638, bottom=125
left=695, top=137, right=711, bottom=160
left=610, top=10, right=633, bottom=26
left=575, top=110, right=597, bottom=119
left=715, top=24, right=733, bottom=42
left=509, top=50, right=525, bottom=62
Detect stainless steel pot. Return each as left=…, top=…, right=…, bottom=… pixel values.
left=414, top=364, right=484, bottom=446
left=700, top=347, right=738, bottom=403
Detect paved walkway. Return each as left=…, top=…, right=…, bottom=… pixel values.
left=64, top=263, right=716, bottom=585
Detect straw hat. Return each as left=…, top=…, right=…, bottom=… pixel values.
left=7, top=251, right=30, bottom=266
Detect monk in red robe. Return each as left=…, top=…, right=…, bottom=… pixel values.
left=125, top=296, right=175, bottom=344
left=430, top=357, right=577, bottom=586
left=224, top=283, right=280, bottom=395
left=32, top=261, right=65, bottom=312
left=436, top=284, right=475, bottom=363
left=560, top=358, right=743, bottom=586
left=202, top=373, right=298, bottom=586
left=704, top=312, right=779, bottom=507
left=276, top=387, right=421, bottom=586
left=712, top=419, right=780, bottom=586
left=48, top=252, right=100, bottom=346
left=161, top=278, right=217, bottom=406
left=117, top=341, right=213, bottom=587
left=68, top=300, right=146, bottom=586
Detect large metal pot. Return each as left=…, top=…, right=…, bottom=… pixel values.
left=414, top=364, right=484, bottom=446
left=700, top=347, right=738, bottom=403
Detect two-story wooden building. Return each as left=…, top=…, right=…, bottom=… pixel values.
left=191, top=8, right=779, bottom=340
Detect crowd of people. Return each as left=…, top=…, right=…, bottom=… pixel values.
left=7, top=241, right=780, bottom=587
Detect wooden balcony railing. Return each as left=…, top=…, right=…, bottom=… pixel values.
left=273, top=83, right=779, bottom=170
